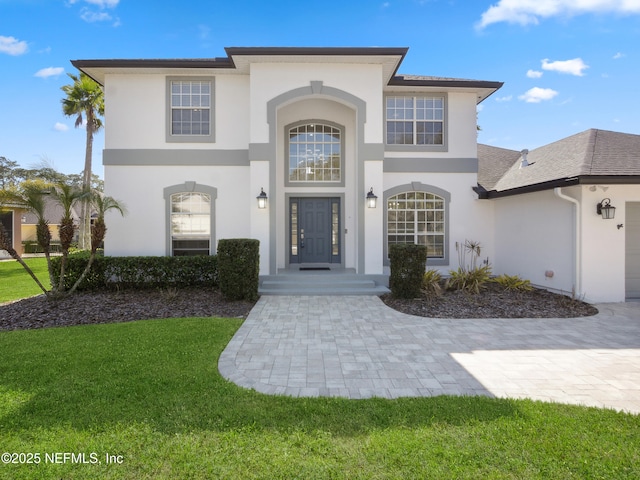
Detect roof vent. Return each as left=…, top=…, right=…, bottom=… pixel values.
left=519, top=149, right=531, bottom=169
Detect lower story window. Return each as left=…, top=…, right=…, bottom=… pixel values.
left=170, top=192, right=210, bottom=256
left=387, top=191, right=445, bottom=258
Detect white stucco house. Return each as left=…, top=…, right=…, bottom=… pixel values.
left=72, top=46, right=640, bottom=302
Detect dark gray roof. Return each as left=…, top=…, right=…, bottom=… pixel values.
left=22, top=196, right=81, bottom=225
left=72, top=46, right=502, bottom=98
left=477, top=144, right=521, bottom=191
left=478, top=129, right=640, bottom=197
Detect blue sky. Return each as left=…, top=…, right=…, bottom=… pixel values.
left=1, top=0, right=639, bottom=176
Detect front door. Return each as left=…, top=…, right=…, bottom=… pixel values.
left=290, top=197, right=340, bottom=265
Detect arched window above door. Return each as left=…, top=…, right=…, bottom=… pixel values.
left=286, top=121, right=344, bottom=186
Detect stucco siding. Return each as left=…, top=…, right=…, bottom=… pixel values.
left=580, top=185, right=640, bottom=302
left=103, top=165, right=250, bottom=257
left=104, top=73, right=250, bottom=150
left=383, top=172, right=494, bottom=272
left=493, top=190, right=575, bottom=295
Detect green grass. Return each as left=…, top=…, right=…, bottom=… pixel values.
left=1, top=318, right=639, bottom=479
left=0, top=257, right=50, bottom=303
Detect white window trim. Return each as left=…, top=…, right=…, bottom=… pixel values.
left=166, top=76, right=215, bottom=143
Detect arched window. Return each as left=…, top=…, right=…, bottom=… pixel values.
left=387, top=191, right=446, bottom=259
left=287, top=122, right=343, bottom=184
left=170, top=192, right=211, bottom=256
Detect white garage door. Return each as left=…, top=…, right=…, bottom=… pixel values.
left=626, top=202, right=640, bottom=299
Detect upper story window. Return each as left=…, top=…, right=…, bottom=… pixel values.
left=287, top=122, right=344, bottom=186
left=166, top=77, right=215, bottom=143
left=386, top=95, right=444, bottom=146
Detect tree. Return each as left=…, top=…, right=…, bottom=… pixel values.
left=50, top=183, right=89, bottom=292
left=0, top=178, right=125, bottom=299
left=67, top=191, right=126, bottom=295
left=61, top=72, right=104, bottom=249
left=0, top=156, right=20, bottom=189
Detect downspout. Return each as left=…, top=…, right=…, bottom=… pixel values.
left=554, top=187, right=581, bottom=296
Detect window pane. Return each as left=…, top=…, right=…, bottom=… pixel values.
left=170, top=80, right=211, bottom=136
left=288, top=123, right=341, bottom=183
left=387, top=191, right=445, bottom=259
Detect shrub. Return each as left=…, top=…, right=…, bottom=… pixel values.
left=446, top=265, right=492, bottom=294
left=389, top=244, right=428, bottom=298
left=493, top=274, right=533, bottom=292
left=51, top=253, right=218, bottom=291
left=217, top=239, right=260, bottom=301
left=422, top=269, right=443, bottom=297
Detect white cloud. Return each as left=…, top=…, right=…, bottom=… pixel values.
left=541, top=58, right=589, bottom=76
left=74, top=0, right=120, bottom=24
left=85, top=0, right=119, bottom=6
left=35, top=66, right=65, bottom=78
left=54, top=123, right=69, bottom=132
left=0, top=35, right=28, bottom=55
left=518, top=87, right=559, bottom=103
left=613, top=52, right=625, bottom=59
left=527, top=69, right=543, bottom=78
left=81, top=8, right=112, bottom=22
left=496, top=95, right=513, bottom=102
left=477, top=0, right=640, bottom=29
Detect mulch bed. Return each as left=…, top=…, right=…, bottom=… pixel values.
left=381, top=283, right=599, bottom=319
left=1, top=284, right=599, bottom=332
left=0, top=288, right=255, bottom=332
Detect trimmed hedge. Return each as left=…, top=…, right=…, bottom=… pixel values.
left=51, top=253, right=218, bottom=291
left=389, top=244, right=428, bottom=298
left=217, top=238, right=260, bottom=301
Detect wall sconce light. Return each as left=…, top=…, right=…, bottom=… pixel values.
left=596, top=198, right=615, bottom=219
left=256, top=188, right=268, bottom=209
left=366, top=188, right=378, bottom=208
left=21, top=215, right=27, bottom=223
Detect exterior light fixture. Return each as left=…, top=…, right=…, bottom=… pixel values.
left=366, top=188, right=378, bottom=208
left=257, top=188, right=268, bottom=209
left=597, top=198, right=615, bottom=219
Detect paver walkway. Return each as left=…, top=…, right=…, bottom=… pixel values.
left=218, top=296, right=640, bottom=414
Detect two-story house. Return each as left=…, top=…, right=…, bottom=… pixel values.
left=72, top=47, right=501, bottom=291
left=73, top=47, right=640, bottom=302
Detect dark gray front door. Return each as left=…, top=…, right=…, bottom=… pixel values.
left=290, top=197, right=340, bottom=264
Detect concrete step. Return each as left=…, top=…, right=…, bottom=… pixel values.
left=259, top=273, right=390, bottom=296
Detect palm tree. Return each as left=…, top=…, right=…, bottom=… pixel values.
left=51, top=183, right=88, bottom=292
left=67, top=192, right=126, bottom=295
left=61, top=72, right=104, bottom=250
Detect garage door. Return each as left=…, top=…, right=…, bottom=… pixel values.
left=626, top=202, right=640, bottom=299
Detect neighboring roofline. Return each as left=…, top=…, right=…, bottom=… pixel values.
left=475, top=175, right=640, bottom=199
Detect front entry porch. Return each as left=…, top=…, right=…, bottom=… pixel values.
left=259, top=268, right=389, bottom=295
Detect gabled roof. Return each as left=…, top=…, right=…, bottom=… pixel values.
left=72, top=46, right=502, bottom=102
left=22, top=196, right=81, bottom=225
left=477, top=129, right=640, bottom=198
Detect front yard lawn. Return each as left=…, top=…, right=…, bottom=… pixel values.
left=1, top=317, right=638, bottom=479
left=0, top=257, right=50, bottom=303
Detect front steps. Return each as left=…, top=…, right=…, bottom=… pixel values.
left=259, top=270, right=390, bottom=296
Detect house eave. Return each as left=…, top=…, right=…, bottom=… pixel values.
left=476, top=175, right=640, bottom=199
